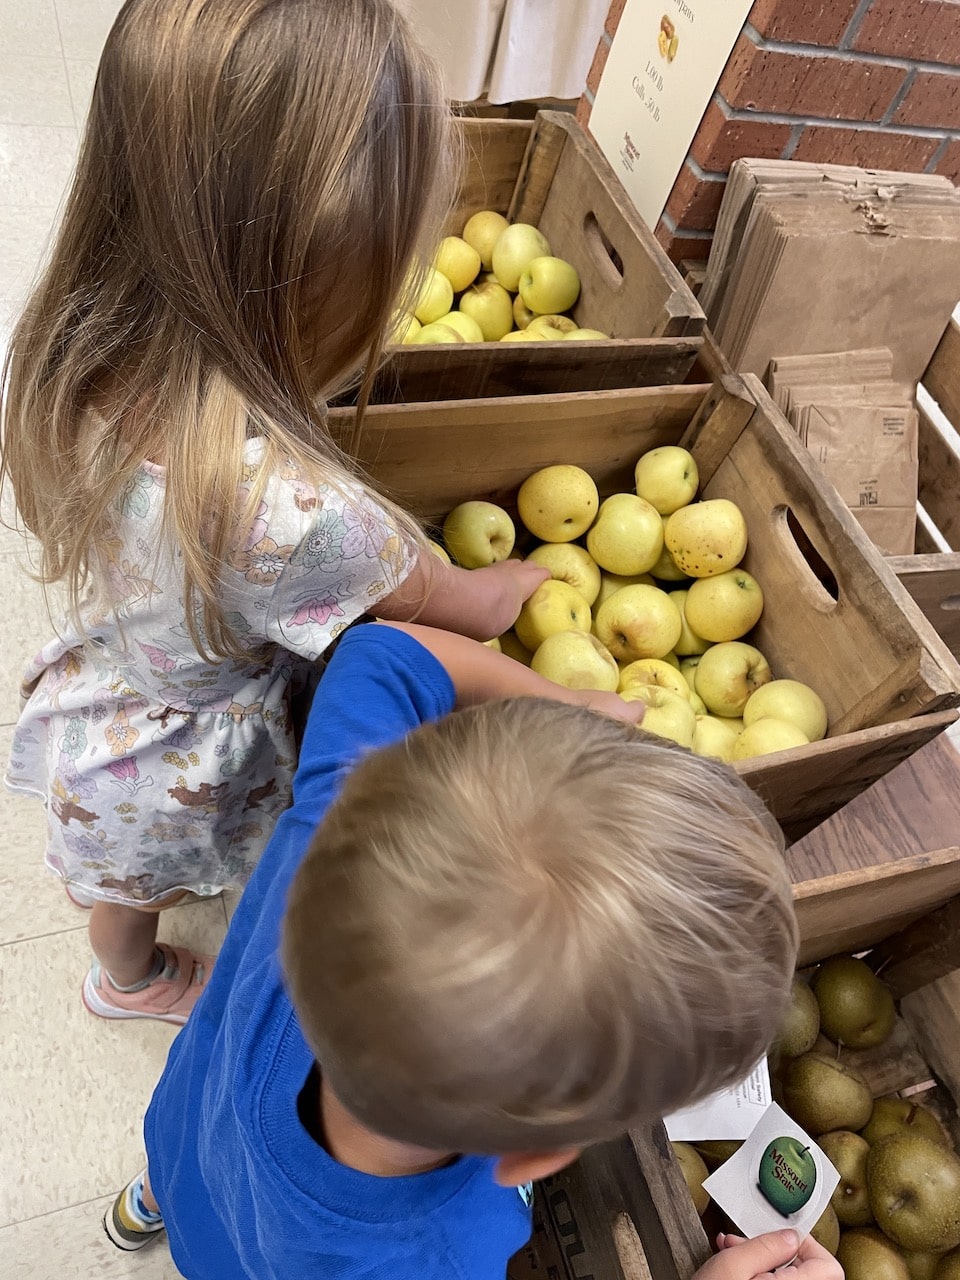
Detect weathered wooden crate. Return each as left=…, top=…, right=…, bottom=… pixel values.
left=331, top=375, right=960, bottom=838
left=372, top=111, right=705, bottom=403
left=509, top=735, right=960, bottom=1279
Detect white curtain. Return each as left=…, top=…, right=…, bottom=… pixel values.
left=394, top=0, right=608, bottom=103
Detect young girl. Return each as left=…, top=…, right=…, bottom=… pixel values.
left=1, top=0, right=548, bottom=1026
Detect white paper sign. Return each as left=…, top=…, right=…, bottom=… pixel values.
left=665, top=1061, right=772, bottom=1142
left=589, top=0, right=753, bottom=229
left=703, top=1104, right=840, bottom=1245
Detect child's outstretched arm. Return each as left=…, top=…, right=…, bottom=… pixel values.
left=377, top=621, right=644, bottom=727
left=376, top=552, right=549, bottom=642
left=693, top=1232, right=842, bottom=1280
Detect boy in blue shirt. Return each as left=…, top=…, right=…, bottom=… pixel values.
left=106, top=621, right=838, bottom=1280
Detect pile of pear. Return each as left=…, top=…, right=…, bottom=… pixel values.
left=675, top=956, right=960, bottom=1274
left=390, top=210, right=609, bottom=347
left=437, top=446, right=829, bottom=762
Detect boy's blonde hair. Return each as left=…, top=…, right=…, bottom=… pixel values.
left=283, top=699, right=798, bottom=1153
left=1, top=0, right=450, bottom=659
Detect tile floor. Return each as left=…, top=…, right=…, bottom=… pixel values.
left=0, top=6, right=226, bottom=1273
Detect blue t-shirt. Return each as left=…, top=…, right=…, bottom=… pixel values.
left=145, top=625, right=532, bottom=1279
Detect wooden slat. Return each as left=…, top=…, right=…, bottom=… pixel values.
left=871, top=895, right=960, bottom=997
left=916, top=404, right=960, bottom=549
left=922, top=315, right=960, bottom=432
left=508, top=113, right=569, bottom=227
left=901, top=969, right=960, bottom=1106
left=679, top=373, right=757, bottom=486
left=625, top=1126, right=711, bottom=1278
left=791, top=847, right=960, bottom=966
left=890, top=553, right=960, bottom=660
left=828, top=1015, right=935, bottom=1098
left=687, top=326, right=734, bottom=386
left=448, top=118, right=533, bottom=229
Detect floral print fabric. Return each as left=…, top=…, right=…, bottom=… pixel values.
left=5, top=440, right=411, bottom=905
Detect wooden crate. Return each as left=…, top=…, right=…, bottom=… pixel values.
left=372, top=112, right=705, bottom=403
left=508, top=736, right=960, bottom=1280
left=331, top=375, right=960, bottom=838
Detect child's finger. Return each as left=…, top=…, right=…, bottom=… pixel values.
left=712, top=1231, right=800, bottom=1277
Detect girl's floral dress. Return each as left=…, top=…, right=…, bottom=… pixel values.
left=5, top=439, right=411, bottom=906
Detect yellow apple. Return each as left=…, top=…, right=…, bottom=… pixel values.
left=525, top=313, right=578, bottom=338
left=531, top=630, right=619, bottom=693
left=518, top=465, right=599, bottom=543
left=434, top=236, right=481, bottom=293
left=462, top=210, right=510, bottom=271
left=669, top=589, right=712, bottom=656
left=499, top=631, right=532, bottom=666
left=684, top=570, right=764, bottom=643
left=689, top=691, right=707, bottom=715
left=595, top=571, right=655, bottom=610
left=618, top=657, right=690, bottom=700
left=442, top=500, right=515, bottom=569
left=587, top=493, right=664, bottom=576
left=732, top=719, right=810, bottom=760
left=564, top=327, right=610, bottom=340
left=436, top=311, right=484, bottom=343
left=484, top=637, right=502, bottom=652
left=519, top=256, right=581, bottom=315
left=459, top=281, right=514, bottom=342
left=622, top=686, right=696, bottom=748
left=527, top=543, right=601, bottom=607
left=724, top=717, right=744, bottom=733
left=694, top=642, right=772, bottom=718
left=661, top=651, right=681, bottom=670
left=389, top=313, right=421, bottom=344
left=743, top=680, right=828, bottom=742
left=500, top=330, right=541, bottom=341
left=650, top=516, right=688, bottom=582
left=513, top=294, right=537, bottom=329
left=594, top=585, right=682, bottom=662
left=412, top=321, right=464, bottom=345
left=665, top=499, right=748, bottom=578
left=634, top=446, right=699, bottom=515
left=679, top=656, right=703, bottom=690
left=693, top=715, right=740, bottom=762
left=515, top=579, right=591, bottom=652
left=428, top=540, right=451, bottom=565
left=492, top=223, right=552, bottom=292
left=414, top=267, right=455, bottom=325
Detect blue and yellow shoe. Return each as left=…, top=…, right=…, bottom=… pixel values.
left=103, top=1171, right=165, bottom=1252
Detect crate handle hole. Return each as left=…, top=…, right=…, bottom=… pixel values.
left=583, top=212, right=625, bottom=286
left=775, top=506, right=840, bottom=609
left=941, top=595, right=960, bottom=612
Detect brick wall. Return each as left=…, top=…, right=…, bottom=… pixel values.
left=578, top=0, right=960, bottom=264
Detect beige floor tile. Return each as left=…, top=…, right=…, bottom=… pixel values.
left=54, top=0, right=124, bottom=62
left=0, top=553, right=61, bottom=725
left=0, top=897, right=228, bottom=1227
left=0, top=123, right=77, bottom=205
left=0, top=0, right=62, bottom=59
left=0, top=1194, right=184, bottom=1278
left=0, top=55, right=74, bottom=126
left=0, top=204, right=61, bottom=303
left=65, top=58, right=98, bottom=129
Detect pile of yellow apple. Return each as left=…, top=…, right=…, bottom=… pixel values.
left=391, top=210, right=608, bottom=346
left=438, top=446, right=830, bottom=762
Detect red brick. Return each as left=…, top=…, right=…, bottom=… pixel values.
left=575, top=95, right=592, bottom=130
left=585, top=36, right=610, bottom=97
left=895, top=70, right=960, bottom=129
left=792, top=125, right=940, bottom=171
left=691, top=100, right=793, bottom=172
left=935, top=139, right=960, bottom=185
left=664, top=163, right=727, bottom=232
left=655, top=222, right=713, bottom=266
left=748, top=0, right=861, bottom=46
left=853, top=1, right=960, bottom=68
left=719, top=33, right=907, bottom=121
left=604, top=0, right=627, bottom=39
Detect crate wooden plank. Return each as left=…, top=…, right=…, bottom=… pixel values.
left=917, top=403, right=960, bottom=550
left=624, top=1126, right=711, bottom=1278
left=872, top=895, right=960, bottom=997
left=508, top=112, right=569, bottom=228
left=679, top=374, right=757, bottom=488
left=825, top=1014, right=935, bottom=1098
left=901, top=968, right=960, bottom=1105
left=792, top=847, right=960, bottom=966
left=889, top=554, right=960, bottom=660
left=738, top=711, right=957, bottom=843
left=923, top=315, right=960, bottom=434
left=448, top=118, right=532, bottom=229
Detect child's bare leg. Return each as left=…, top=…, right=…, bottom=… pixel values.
left=89, top=901, right=161, bottom=988
left=141, top=1170, right=160, bottom=1216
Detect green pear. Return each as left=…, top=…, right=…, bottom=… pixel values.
left=781, top=1052, right=873, bottom=1135
left=810, top=1204, right=840, bottom=1254
left=671, top=1142, right=710, bottom=1215
left=935, top=1248, right=960, bottom=1279
left=837, top=1228, right=910, bottom=1280
left=820, top=1129, right=873, bottom=1226
left=775, top=978, right=820, bottom=1059
left=867, top=1133, right=960, bottom=1251
left=904, top=1251, right=948, bottom=1280
left=811, top=955, right=896, bottom=1049
left=692, top=1140, right=743, bottom=1169
left=862, top=1097, right=951, bottom=1149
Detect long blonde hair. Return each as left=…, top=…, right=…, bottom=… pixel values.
left=1, top=0, right=451, bottom=658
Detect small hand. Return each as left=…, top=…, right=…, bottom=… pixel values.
left=471, top=560, right=550, bottom=639
left=573, top=689, right=645, bottom=727
left=693, top=1232, right=842, bottom=1280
